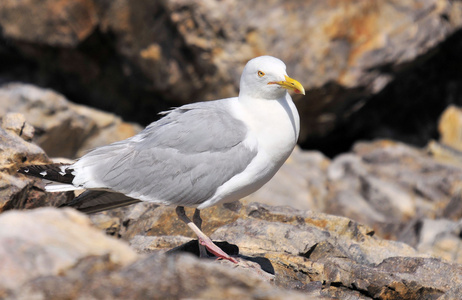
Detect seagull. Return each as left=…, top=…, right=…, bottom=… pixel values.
left=19, top=56, right=305, bottom=263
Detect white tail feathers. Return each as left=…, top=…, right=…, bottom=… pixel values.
left=45, top=183, right=83, bottom=192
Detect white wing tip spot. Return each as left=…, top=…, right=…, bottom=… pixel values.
left=59, top=165, right=68, bottom=176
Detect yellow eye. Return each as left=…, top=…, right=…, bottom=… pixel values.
left=258, top=71, right=265, bottom=77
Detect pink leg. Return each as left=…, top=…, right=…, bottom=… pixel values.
left=176, top=206, right=237, bottom=263
left=192, top=208, right=208, bottom=258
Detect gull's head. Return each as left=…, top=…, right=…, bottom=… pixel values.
left=239, top=56, right=305, bottom=100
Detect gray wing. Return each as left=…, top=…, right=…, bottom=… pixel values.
left=74, top=100, right=257, bottom=206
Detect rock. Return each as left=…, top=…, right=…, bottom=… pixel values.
left=426, top=140, right=462, bottom=168
left=0, top=83, right=142, bottom=158
left=91, top=202, right=241, bottom=242
left=438, top=105, right=462, bottom=151
left=1, top=1, right=462, bottom=154
left=213, top=203, right=462, bottom=299
left=242, top=147, right=330, bottom=211
left=0, top=208, right=137, bottom=291
left=0, top=114, right=71, bottom=211
left=14, top=254, right=320, bottom=300
left=0, top=0, right=98, bottom=47
left=0, top=208, right=320, bottom=300
left=319, top=139, right=462, bottom=266
left=409, top=218, right=462, bottom=264
left=325, top=140, right=462, bottom=232
left=129, top=235, right=192, bottom=254
left=213, top=203, right=419, bottom=262
left=1, top=112, right=35, bottom=141
left=85, top=202, right=462, bottom=299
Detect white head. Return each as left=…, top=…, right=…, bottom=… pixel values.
left=239, top=56, right=305, bottom=100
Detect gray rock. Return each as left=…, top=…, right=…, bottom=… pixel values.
left=117, top=202, right=462, bottom=299
left=242, top=147, right=330, bottom=211
left=1, top=113, right=35, bottom=141
left=0, top=208, right=138, bottom=291
left=2, top=174, right=462, bottom=299
left=325, top=140, right=462, bottom=243
left=398, top=218, right=462, bottom=264
left=0, top=83, right=142, bottom=159
left=0, top=208, right=320, bottom=300
left=0, top=114, right=70, bottom=211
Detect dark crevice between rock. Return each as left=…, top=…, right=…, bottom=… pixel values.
left=0, top=27, right=175, bottom=127
left=300, top=28, right=462, bottom=158
left=301, top=241, right=349, bottom=261
left=302, top=243, right=318, bottom=259
left=326, top=281, right=381, bottom=300
left=1, top=182, right=73, bottom=212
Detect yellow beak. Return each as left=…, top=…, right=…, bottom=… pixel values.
left=269, top=75, right=305, bottom=95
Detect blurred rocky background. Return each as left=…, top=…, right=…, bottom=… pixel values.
left=2, top=0, right=462, bottom=299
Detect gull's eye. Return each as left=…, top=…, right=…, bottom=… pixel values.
left=258, top=71, right=265, bottom=77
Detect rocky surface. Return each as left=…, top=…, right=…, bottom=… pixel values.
left=0, top=208, right=137, bottom=291
left=2, top=203, right=462, bottom=299
left=1, top=208, right=315, bottom=300
left=0, top=112, right=71, bottom=211
left=1, top=0, right=462, bottom=154
left=0, top=83, right=142, bottom=211
left=88, top=196, right=462, bottom=299
left=256, top=140, right=462, bottom=266
left=0, top=83, right=142, bottom=158
left=438, top=104, right=462, bottom=152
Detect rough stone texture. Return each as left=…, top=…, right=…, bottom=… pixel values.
left=1, top=0, right=462, bottom=154
left=1, top=113, right=35, bottom=141
left=0, top=113, right=71, bottom=211
left=9, top=254, right=320, bottom=300
left=0, top=208, right=321, bottom=300
left=241, top=147, right=330, bottom=211
left=0, top=0, right=98, bottom=47
left=324, top=140, right=462, bottom=264
left=86, top=202, right=462, bottom=299
left=0, top=208, right=138, bottom=291
left=0, top=83, right=142, bottom=158
left=3, top=203, right=462, bottom=299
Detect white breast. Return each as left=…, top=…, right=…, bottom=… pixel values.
left=197, top=94, right=300, bottom=209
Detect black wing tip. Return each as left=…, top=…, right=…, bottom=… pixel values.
left=18, top=166, right=30, bottom=174
left=18, top=164, right=44, bottom=176
left=17, top=163, right=75, bottom=184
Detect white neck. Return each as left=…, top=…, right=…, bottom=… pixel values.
left=234, top=93, right=300, bottom=164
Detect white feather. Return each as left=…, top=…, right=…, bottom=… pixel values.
left=45, top=183, right=83, bottom=192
